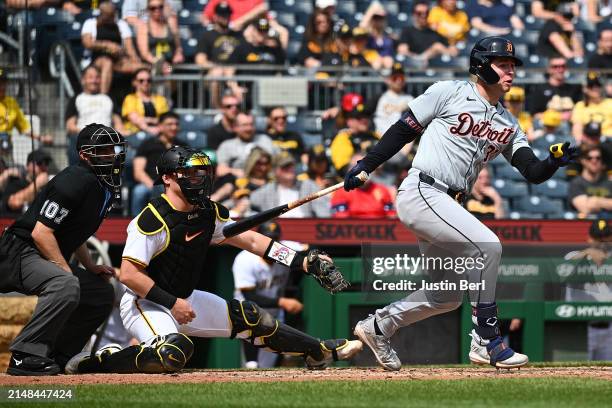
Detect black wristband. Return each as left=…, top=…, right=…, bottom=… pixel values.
left=145, top=284, right=178, bottom=310
left=289, top=251, right=306, bottom=273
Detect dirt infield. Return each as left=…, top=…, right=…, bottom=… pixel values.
left=1, top=366, right=611, bottom=385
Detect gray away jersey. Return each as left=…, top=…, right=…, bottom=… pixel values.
left=408, top=80, right=529, bottom=192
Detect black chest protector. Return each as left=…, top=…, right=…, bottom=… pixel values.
left=137, top=196, right=229, bottom=298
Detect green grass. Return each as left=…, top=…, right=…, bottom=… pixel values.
left=3, top=377, right=611, bottom=408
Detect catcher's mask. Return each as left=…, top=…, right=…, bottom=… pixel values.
left=155, top=146, right=214, bottom=206
left=77, top=123, right=126, bottom=190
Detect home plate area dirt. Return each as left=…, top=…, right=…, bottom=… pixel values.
left=1, top=366, right=611, bottom=385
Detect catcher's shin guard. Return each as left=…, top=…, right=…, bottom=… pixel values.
left=228, top=299, right=324, bottom=361
left=79, top=333, right=194, bottom=373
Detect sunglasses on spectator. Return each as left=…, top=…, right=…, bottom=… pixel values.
left=585, top=155, right=602, bottom=162
left=148, top=5, right=163, bottom=11
left=414, top=10, right=428, bottom=16
left=137, top=78, right=152, bottom=83
left=223, top=103, right=239, bottom=109
left=256, top=160, right=271, bottom=166
left=272, top=115, right=287, bottom=121
left=550, top=64, right=567, bottom=69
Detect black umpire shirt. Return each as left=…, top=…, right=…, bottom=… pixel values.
left=9, top=162, right=113, bottom=261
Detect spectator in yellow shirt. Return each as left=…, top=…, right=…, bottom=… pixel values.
left=504, top=86, right=534, bottom=140
left=571, top=73, right=611, bottom=143
left=0, top=69, right=29, bottom=135
left=428, top=0, right=470, bottom=44
left=121, top=68, right=169, bottom=135
left=330, top=103, right=380, bottom=174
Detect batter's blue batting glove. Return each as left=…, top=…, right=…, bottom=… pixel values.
left=548, top=142, right=579, bottom=167
left=344, top=161, right=368, bottom=191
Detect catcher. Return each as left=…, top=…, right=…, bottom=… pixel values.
left=66, top=146, right=360, bottom=374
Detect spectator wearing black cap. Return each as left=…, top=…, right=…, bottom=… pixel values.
left=568, top=145, right=612, bottom=217
left=536, top=2, right=584, bottom=59
left=571, top=73, right=612, bottom=143
left=397, top=1, right=458, bottom=66
left=201, top=0, right=267, bottom=31
left=298, top=144, right=338, bottom=189
left=265, top=107, right=305, bottom=163
left=0, top=150, right=51, bottom=215
left=330, top=102, right=380, bottom=174
left=319, top=23, right=370, bottom=72
left=297, top=8, right=335, bottom=68
left=195, top=2, right=243, bottom=68
left=564, top=218, right=612, bottom=360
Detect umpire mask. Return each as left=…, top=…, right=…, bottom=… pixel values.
left=77, top=124, right=126, bottom=191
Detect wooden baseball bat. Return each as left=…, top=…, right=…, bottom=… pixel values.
left=222, top=171, right=369, bottom=238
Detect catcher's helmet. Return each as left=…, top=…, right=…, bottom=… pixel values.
left=469, top=36, right=523, bottom=85
left=77, top=123, right=126, bottom=190
left=155, top=146, right=214, bottom=206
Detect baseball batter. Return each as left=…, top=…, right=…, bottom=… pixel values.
left=344, top=37, right=578, bottom=370
left=66, top=146, right=361, bottom=374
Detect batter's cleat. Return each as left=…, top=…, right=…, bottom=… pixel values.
left=305, top=339, right=363, bottom=370
left=7, top=352, right=61, bottom=376
left=353, top=315, right=401, bottom=371
left=64, top=343, right=123, bottom=374
left=469, top=330, right=528, bottom=369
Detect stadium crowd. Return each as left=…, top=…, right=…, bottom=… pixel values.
left=0, top=0, right=610, bottom=220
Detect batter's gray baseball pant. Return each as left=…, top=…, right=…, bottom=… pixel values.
left=376, top=169, right=502, bottom=338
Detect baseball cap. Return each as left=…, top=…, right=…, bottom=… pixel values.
left=345, top=102, right=369, bottom=118
left=256, top=18, right=270, bottom=33
left=586, top=72, right=602, bottom=88
left=316, top=0, right=337, bottom=9
left=335, top=22, right=352, bottom=39
left=214, top=2, right=232, bottom=17
left=308, top=144, right=328, bottom=162
left=27, top=149, right=52, bottom=165
left=232, top=187, right=251, bottom=200
left=504, top=86, right=525, bottom=102
left=389, top=61, right=405, bottom=77
left=541, top=109, right=561, bottom=128
left=589, top=219, right=611, bottom=240
left=584, top=121, right=602, bottom=139
left=341, top=92, right=364, bottom=112
left=274, top=151, right=296, bottom=168
left=352, top=27, right=368, bottom=39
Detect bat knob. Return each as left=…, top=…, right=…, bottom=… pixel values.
left=356, top=171, right=369, bottom=182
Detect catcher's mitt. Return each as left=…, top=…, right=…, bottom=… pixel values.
left=305, top=250, right=349, bottom=294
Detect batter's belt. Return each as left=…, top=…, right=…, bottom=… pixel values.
left=417, top=171, right=467, bottom=204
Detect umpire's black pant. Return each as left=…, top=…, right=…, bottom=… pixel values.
left=0, top=232, right=114, bottom=369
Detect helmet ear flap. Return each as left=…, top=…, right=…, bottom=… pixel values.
left=471, top=53, right=500, bottom=85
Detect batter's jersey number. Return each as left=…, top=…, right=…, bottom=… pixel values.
left=40, top=200, right=69, bottom=224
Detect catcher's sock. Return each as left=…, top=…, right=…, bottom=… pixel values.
left=472, top=302, right=500, bottom=339
left=373, top=317, right=383, bottom=336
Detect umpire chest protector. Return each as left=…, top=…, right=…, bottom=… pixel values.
left=137, top=196, right=229, bottom=298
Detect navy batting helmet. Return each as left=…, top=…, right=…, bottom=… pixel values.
left=469, top=36, right=523, bottom=85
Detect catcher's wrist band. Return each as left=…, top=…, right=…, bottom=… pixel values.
left=263, top=240, right=305, bottom=271
left=145, top=284, right=178, bottom=310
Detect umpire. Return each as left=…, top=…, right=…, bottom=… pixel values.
left=0, top=123, right=126, bottom=376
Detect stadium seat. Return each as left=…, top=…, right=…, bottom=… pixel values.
left=514, top=196, right=564, bottom=214
left=493, top=164, right=524, bottom=181
left=275, top=12, right=296, bottom=28
left=33, top=8, right=74, bottom=25
left=531, top=179, right=569, bottom=199
left=509, top=211, right=545, bottom=220
left=301, top=133, right=324, bottom=149
left=178, top=9, right=202, bottom=27
left=62, top=22, right=82, bottom=40
left=178, top=131, right=208, bottom=149
left=255, top=115, right=268, bottom=132
left=290, top=115, right=322, bottom=134
left=181, top=38, right=199, bottom=60
left=292, top=0, right=313, bottom=14
left=126, top=132, right=151, bottom=150
left=336, top=1, right=357, bottom=15
left=287, top=40, right=302, bottom=62
left=180, top=114, right=216, bottom=131
left=523, top=15, right=544, bottom=31
left=492, top=179, right=529, bottom=198
left=183, top=0, right=206, bottom=12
